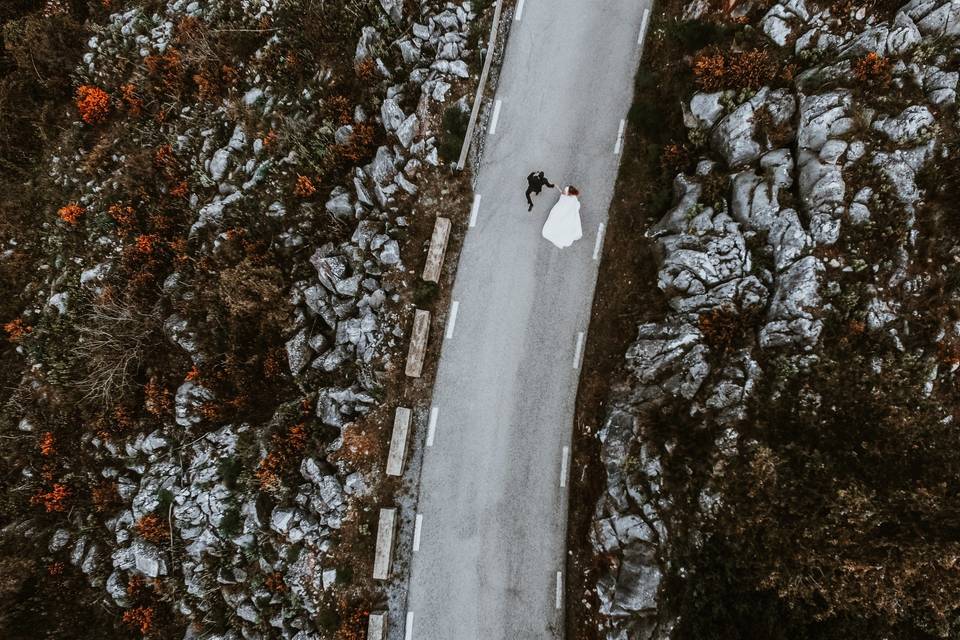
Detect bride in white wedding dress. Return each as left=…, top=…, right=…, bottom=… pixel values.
left=541, top=185, right=583, bottom=249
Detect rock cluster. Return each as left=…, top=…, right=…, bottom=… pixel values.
left=593, top=1, right=958, bottom=637
left=22, top=0, right=477, bottom=637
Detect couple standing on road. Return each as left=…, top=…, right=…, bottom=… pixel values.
left=525, top=170, right=583, bottom=249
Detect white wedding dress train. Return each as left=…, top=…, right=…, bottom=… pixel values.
left=541, top=194, right=583, bottom=249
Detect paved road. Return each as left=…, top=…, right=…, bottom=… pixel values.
left=404, top=1, right=650, bottom=638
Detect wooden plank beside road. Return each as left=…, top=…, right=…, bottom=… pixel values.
left=367, top=611, right=387, bottom=639
left=422, top=217, right=451, bottom=283
left=372, top=507, right=397, bottom=580
left=405, top=309, right=431, bottom=378
left=385, top=406, right=412, bottom=476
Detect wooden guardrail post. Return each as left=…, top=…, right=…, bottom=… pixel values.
left=422, top=217, right=451, bottom=283
left=404, top=309, right=431, bottom=377
left=372, top=507, right=398, bottom=580
left=456, top=0, right=505, bottom=170
left=386, top=407, right=413, bottom=476
left=367, top=611, right=387, bottom=639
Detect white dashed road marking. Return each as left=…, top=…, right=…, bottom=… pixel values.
left=560, top=446, right=570, bottom=488
left=445, top=301, right=460, bottom=340
left=613, top=119, right=626, bottom=155
left=555, top=571, right=563, bottom=609
left=469, top=193, right=482, bottom=227
left=593, top=222, right=606, bottom=261
left=405, top=612, right=414, bottom=640
left=515, top=0, right=525, bottom=21
left=489, top=99, right=503, bottom=134
left=413, top=514, right=423, bottom=552
left=572, top=332, right=585, bottom=370
left=426, top=407, right=439, bottom=447
left=638, top=8, right=650, bottom=46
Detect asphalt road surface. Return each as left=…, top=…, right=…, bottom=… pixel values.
left=404, top=1, right=651, bottom=637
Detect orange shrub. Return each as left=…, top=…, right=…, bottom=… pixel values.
left=326, top=95, right=353, bottom=125
left=134, top=234, right=159, bottom=255
left=38, top=432, right=55, bottom=456
left=254, top=456, right=283, bottom=493
left=121, top=83, right=143, bottom=116
left=337, top=122, right=377, bottom=164
left=294, top=175, right=316, bottom=198
left=91, top=480, right=120, bottom=513
left=264, top=571, right=287, bottom=593
left=47, top=561, right=65, bottom=576
left=113, top=405, right=136, bottom=431
left=255, top=424, right=309, bottom=491
left=145, top=49, right=184, bottom=93
left=58, top=203, right=85, bottom=225
left=76, top=85, right=111, bottom=125
left=727, top=49, right=777, bottom=90
left=126, top=574, right=146, bottom=597
left=263, top=348, right=284, bottom=380
left=698, top=306, right=739, bottom=352
left=3, top=318, right=31, bottom=343
left=660, top=142, right=691, bottom=174
left=135, top=514, right=169, bottom=545
left=692, top=51, right=727, bottom=92
left=123, top=606, right=155, bottom=635
left=335, top=605, right=370, bottom=640
left=170, top=180, right=189, bottom=198
left=355, top=58, right=376, bottom=81
left=853, top=52, right=892, bottom=87
left=221, top=64, right=238, bottom=86
left=108, top=203, right=137, bottom=231
left=144, top=378, right=173, bottom=417
left=693, top=48, right=777, bottom=92
left=31, top=483, right=70, bottom=512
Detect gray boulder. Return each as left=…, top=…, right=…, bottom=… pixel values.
left=310, top=252, right=348, bottom=292
left=175, top=381, right=214, bottom=428
left=688, top=92, right=724, bottom=128
left=760, top=255, right=823, bottom=349
left=286, top=330, right=311, bottom=376
left=380, top=98, right=405, bottom=133
left=378, top=0, right=402, bottom=23
left=887, top=11, right=923, bottom=54
left=711, top=88, right=795, bottom=168
left=132, top=539, right=168, bottom=578
left=355, top=26, right=379, bottom=64
left=872, top=105, right=936, bottom=144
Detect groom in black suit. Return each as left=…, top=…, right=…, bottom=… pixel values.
left=525, top=171, right=555, bottom=211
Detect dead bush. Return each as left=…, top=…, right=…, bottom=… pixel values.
left=217, top=259, right=286, bottom=326
left=71, top=295, right=161, bottom=407
left=693, top=47, right=778, bottom=92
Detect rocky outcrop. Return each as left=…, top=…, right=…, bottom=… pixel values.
left=24, top=0, right=478, bottom=637
left=593, top=1, right=955, bottom=637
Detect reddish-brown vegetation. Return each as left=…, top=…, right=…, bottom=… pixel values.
left=76, top=85, right=111, bottom=124
left=294, top=175, right=317, bottom=198
left=38, top=431, right=55, bottom=456
left=135, top=514, right=169, bottom=545
left=57, top=203, right=86, bottom=225
left=693, top=48, right=777, bottom=92
left=31, top=482, right=70, bottom=512
left=853, top=51, right=892, bottom=87
left=255, top=424, right=308, bottom=491
left=3, top=318, right=31, bottom=342
left=122, top=606, right=155, bottom=635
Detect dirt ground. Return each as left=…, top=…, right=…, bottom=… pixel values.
left=561, top=10, right=681, bottom=635
left=563, top=152, right=668, bottom=639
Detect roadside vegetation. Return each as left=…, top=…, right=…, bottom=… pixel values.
left=571, top=0, right=960, bottom=639
left=0, top=0, right=478, bottom=637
